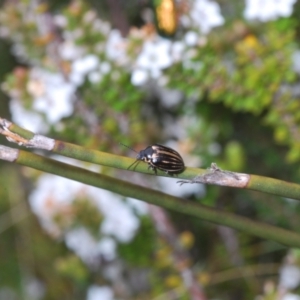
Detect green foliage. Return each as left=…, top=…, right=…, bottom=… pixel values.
left=222, top=140, right=246, bottom=171
left=53, top=197, right=103, bottom=237
left=264, top=96, right=300, bottom=163
left=83, top=70, right=144, bottom=113
left=0, top=1, right=56, bottom=66
left=62, top=0, right=109, bottom=52
left=168, top=21, right=296, bottom=114
left=118, top=216, right=155, bottom=266
left=73, top=198, right=103, bottom=238
left=55, top=254, right=89, bottom=284
left=2, top=68, right=32, bottom=109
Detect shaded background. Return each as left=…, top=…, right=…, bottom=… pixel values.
left=1, top=0, right=300, bottom=299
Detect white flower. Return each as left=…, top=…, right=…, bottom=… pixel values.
left=87, top=188, right=143, bottom=243
left=53, top=14, right=68, bottom=28
left=86, top=61, right=111, bottom=83
left=131, top=68, right=148, bottom=86
left=126, top=198, right=148, bottom=215
left=88, top=71, right=102, bottom=83
left=136, top=38, right=173, bottom=70
left=171, top=41, right=186, bottom=62
left=244, top=0, right=296, bottom=22
left=9, top=99, right=48, bottom=133
left=29, top=174, right=83, bottom=235
left=282, top=294, right=300, bottom=300
left=292, top=51, right=300, bottom=74
left=190, top=0, right=224, bottom=33
left=97, top=237, right=116, bottom=261
left=184, top=31, right=199, bottom=46
left=58, top=40, right=83, bottom=60
left=83, top=11, right=97, bottom=24
left=65, top=228, right=99, bottom=264
left=26, top=68, right=76, bottom=124
left=100, top=61, right=111, bottom=74
left=87, top=286, right=114, bottom=300
left=106, top=29, right=128, bottom=65
left=70, top=54, right=100, bottom=85
left=92, top=19, right=111, bottom=35
left=30, top=171, right=143, bottom=243
left=131, top=37, right=173, bottom=85
left=279, top=265, right=300, bottom=289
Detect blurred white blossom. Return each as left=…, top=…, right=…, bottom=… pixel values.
left=88, top=188, right=142, bottom=242
left=131, top=68, right=149, bottom=86
left=29, top=174, right=84, bottom=235
left=97, top=237, right=117, bottom=261
left=292, top=51, right=300, bottom=74
left=87, top=286, right=114, bottom=300
left=106, top=29, right=128, bottom=65
left=184, top=31, right=199, bottom=46
left=29, top=167, right=147, bottom=260
left=171, top=41, right=186, bottom=62
left=58, top=40, right=83, bottom=60
left=70, top=54, right=100, bottom=85
left=65, top=228, right=99, bottom=265
left=279, top=265, right=300, bottom=290
left=189, top=0, right=224, bottom=33
left=9, top=99, right=48, bottom=133
left=244, top=0, right=296, bottom=21
left=29, top=71, right=75, bottom=124
left=131, top=37, right=173, bottom=85
left=282, top=294, right=300, bottom=300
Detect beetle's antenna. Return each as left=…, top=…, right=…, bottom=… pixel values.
left=120, top=143, right=140, bottom=170
left=127, top=159, right=140, bottom=171
left=119, top=142, right=138, bottom=154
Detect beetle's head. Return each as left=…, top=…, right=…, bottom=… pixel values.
left=136, top=150, right=145, bottom=160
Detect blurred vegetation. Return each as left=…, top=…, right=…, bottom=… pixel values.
left=1, top=0, right=300, bottom=299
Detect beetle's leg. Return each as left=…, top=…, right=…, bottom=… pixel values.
left=148, top=165, right=157, bottom=175
left=163, top=170, right=174, bottom=177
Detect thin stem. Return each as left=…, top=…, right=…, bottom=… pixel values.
left=13, top=149, right=300, bottom=248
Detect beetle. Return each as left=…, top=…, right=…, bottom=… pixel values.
left=121, top=143, right=185, bottom=175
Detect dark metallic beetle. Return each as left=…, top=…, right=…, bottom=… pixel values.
left=121, top=143, right=185, bottom=175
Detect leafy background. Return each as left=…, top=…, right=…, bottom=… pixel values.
left=1, top=0, right=300, bottom=299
